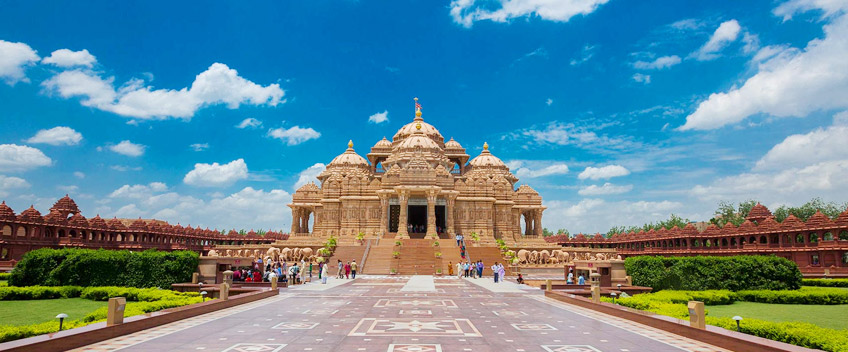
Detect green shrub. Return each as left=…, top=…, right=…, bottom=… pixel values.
left=625, top=255, right=802, bottom=291
left=735, top=287, right=848, bottom=305
left=706, top=316, right=848, bottom=352
left=9, top=248, right=198, bottom=288
left=0, top=286, right=83, bottom=300
left=79, top=287, right=198, bottom=302
left=0, top=320, right=85, bottom=343
left=803, top=278, right=848, bottom=288
left=0, top=273, right=10, bottom=280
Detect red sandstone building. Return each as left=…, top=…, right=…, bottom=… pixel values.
left=546, top=204, right=848, bottom=277
left=0, top=195, right=283, bottom=266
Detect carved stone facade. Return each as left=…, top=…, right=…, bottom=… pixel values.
left=289, top=106, right=546, bottom=243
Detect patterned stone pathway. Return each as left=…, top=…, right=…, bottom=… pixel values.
left=72, top=275, right=727, bottom=352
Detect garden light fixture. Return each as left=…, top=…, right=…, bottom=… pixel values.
left=732, top=316, right=743, bottom=332
left=56, top=313, right=68, bottom=331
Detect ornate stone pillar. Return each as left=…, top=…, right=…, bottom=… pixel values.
left=291, top=208, right=300, bottom=234
left=397, top=190, right=409, bottom=239
left=446, top=195, right=456, bottom=236
left=303, top=209, right=311, bottom=233
left=379, top=195, right=389, bottom=236
left=426, top=190, right=437, bottom=237
left=524, top=212, right=532, bottom=236
left=535, top=209, right=543, bottom=237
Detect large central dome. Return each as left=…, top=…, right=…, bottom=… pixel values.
left=392, top=113, right=444, bottom=146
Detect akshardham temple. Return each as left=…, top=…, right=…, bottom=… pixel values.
left=288, top=102, right=546, bottom=243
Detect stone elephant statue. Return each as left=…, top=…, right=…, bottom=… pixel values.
left=539, top=250, right=551, bottom=264
left=560, top=251, right=570, bottom=264
left=300, top=247, right=314, bottom=261
left=281, top=247, right=292, bottom=261
left=529, top=251, right=539, bottom=264
left=550, top=250, right=562, bottom=264
left=207, top=249, right=219, bottom=257
left=292, top=248, right=303, bottom=261
left=225, top=249, right=233, bottom=257
left=266, top=247, right=281, bottom=261
left=517, top=249, right=530, bottom=264
left=253, top=249, right=261, bottom=259
left=595, top=253, right=606, bottom=261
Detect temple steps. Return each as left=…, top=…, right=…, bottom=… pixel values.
left=361, top=242, right=398, bottom=275
left=466, top=245, right=511, bottom=277
left=326, top=245, right=367, bottom=273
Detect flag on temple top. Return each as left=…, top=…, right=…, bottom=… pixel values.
left=415, top=101, right=422, bottom=110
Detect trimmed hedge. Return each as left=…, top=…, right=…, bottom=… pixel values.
left=625, top=255, right=802, bottom=291
left=0, top=286, right=83, bottom=300
left=803, top=278, right=848, bottom=288
left=736, top=287, right=848, bottom=305
left=706, top=317, right=848, bottom=352
left=9, top=248, right=198, bottom=288
left=0, top=273, right=10, bottom=280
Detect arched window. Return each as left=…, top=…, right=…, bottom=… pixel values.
left=759, top=236, right=767, bottom=244
left=722, top=238, right=728, bottom=246
left=730, top=238, right=737, bottom=246
left=841, top=231, right=848, bottom=240
left=749, top=236, right=756, bottom=244
left=16, top=227, right=26, bottom=237
left=693, top=239, right=701, bottom=247
left=823, top=232, right=834, bottom=241
left=810, top=233, right=819, bottom=243
left=705, top=239, right=712, bottom=247
left=843, top=252, right=848, bottom=264
left=783, top=234, right=792, bottom=245
left=796, top=234, right=805, bottom=243
left=116, top=234, right=122, bottom=242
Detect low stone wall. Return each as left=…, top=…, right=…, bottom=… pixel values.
left=543, top=290, right=815, bottom=352
left=0, top=289, right=279, bottom=352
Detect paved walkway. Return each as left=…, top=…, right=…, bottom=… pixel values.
left=400, top=275, right=436, bottom=292
left=73, top=275, right=727, bottom=352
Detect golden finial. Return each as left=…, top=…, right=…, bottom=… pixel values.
left=416, top=122, right=422, bottom=130
left=414, top=97, right=418, bottom=101
left=483, top=142, right=489, bottom=150
left=348, top=140, right=353, bottom=148
left=415, top=110, right=422, bottom=118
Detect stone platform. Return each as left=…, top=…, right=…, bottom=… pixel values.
left=72, top=275, right=726, bottom=352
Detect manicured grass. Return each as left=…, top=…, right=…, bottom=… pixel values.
left=707, top=301, right=848, bottom=330
left=0, top=298, right=106, bottom=326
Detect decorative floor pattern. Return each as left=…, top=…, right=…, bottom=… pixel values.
left=541, top=346, right=601, bottom=352
left=387, top=344, right=443, bottom=352
left=373, top=299, right=457, bottom=308
left=221, top=343, right=287, bottom=352
left=349, top=318, right=482, bottom=337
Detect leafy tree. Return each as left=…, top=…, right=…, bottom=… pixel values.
left=238, top=229, right=247, bottom=236
left=556, top=228, right=570, bottom=237
left=710, top=200, right=758, bottom=226
left=773, top=197, right=848, bottom=222
left=542, top=228, right=554, bottom=237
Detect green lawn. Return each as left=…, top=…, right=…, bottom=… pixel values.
left=708, top=301, right=848, bottom=330
left=0, top=298, right=106, bottom=326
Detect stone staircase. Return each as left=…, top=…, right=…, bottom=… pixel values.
left=466, top=245, right=511, bottom=277
left=326, top=244, right=368, bottom=273
left=436, top=239, right=463, bottom=275
left=362, top=241, right=398, bottom=275
left=397, top=239, right=437, bottom=275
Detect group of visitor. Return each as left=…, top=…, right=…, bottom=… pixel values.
left=332, top=259, right=358, bottom=280
left=566, top=268, right=586, bottom=285
left=447, top=260, right=506, bottom=283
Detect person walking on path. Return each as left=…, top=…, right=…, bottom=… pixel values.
left=337, top=260, right=344, bottom=279
left=456, top=262, right=462, bottom=278
left=289, top=262, right=299, bottom=284
left=456, top=234, right=463, bottom=246
left=317, top=262, right=323, bottom=280
left=477, top=261, right=484, bottom=278
left=491, top=262, right=499, bottom=283
left=321, top=262, right=329, bottom=284
left=578, top=274, right=585, bottom=285
left=309, top=262, right=313, bottom=280
left=567, top=269, right=574, bottom=284
left=344, top=261, right=351, bottom=279
left=448, top=262, right=454, bottom=276
left=351, top=260, right=358, bottom=279
left=497, top=263, right=505, bottom=284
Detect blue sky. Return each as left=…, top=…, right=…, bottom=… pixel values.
left=1, top=0, right=847, bottom=233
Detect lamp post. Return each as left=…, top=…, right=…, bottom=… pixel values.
left=56, top=313, right=68, bottom=331
left=732, top=316, right=743, bottom=332
left=200, top=291, right=208, bottom=302
left=610, top=292, right=617, bottom=304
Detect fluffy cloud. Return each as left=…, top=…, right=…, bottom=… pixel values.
left=569, top=44, right=596, bottom=66
left=543, top=198, right=682, bottom=234
left=236, top=118, right=262, bottom=129
left=189, top=143, right=209, bottom=152
left=773, top=0, right=848, bottom=20
left=268, top=126, right=321, bottom=146
left=680, top=11, right=848, bottom=130
left=368, top=110, right=389, bottom=124
left=109, top=140, right=145, bottom=157
left=41, top=49, right=97, bottom=68
left=184, top=159, right=248, bottom=187
left=578, top=165, right=630, bottom=180
left=26, top=126, right=83, bottom=146
left=546, top=98, right=553, bottom=106
left=294, top=163, right=325, bottom=190
left=110, top=165, right=142, bottom=172
left=109, top=182, right=168, bottom=199
left=0, top=40, right=39, bottom=85
left=450, top=0, right=610, bottom=27
left=42, top=63, right=285, bottom=120
left=578, top=182, right=633, bottom=195
left=0, top=175, right=30, bottom=197
left=691, top=19, right=741, bottom=61
left=510, top=162, right=569, bottom=178
left=755, top=113, right=848, bottom=170
left=0, top=144, right=52, bottom=171
left=73, top=171, right=85, bottom=179
left=632, top=73, right=651, bottom=84
left=512, top=121, right=639, bottom=152
left=633, top=55, right=681, bottom=70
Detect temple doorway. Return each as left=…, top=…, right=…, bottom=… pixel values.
left=435, top=205, right=446, bottom=235
left=389, top=205, right=400, bottom=232
left=407, top=205, right=427, bottom=238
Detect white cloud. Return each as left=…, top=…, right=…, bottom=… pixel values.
left=543, top=198, right=682, bottom=234
left=0, top=175, right=30, bottom=197
left=236, top=118, right=262, bottom=129
left=268, top=126, right=321, bottom=146
left=512, top=121, right=640, bottom=152
left=42, top=63, right=285, bottom=120
left=773, top=0, right=848, bottom=20
left=109, top=140, right=145, bottom=157
left=578, top=165, right=630, bottom=180
left=109, top=182, right=168, bottom=199
left=511, top=162, right=569, bottom=179
left=0, top=40, right=39, bottom=85
left=633, top=55, right=681, bottom=70
left=0, top=144, right=52, bottom=171
left=546, top=98, right=553, bottom=106
left=670, top=18, right=705, bottom=30
left=578, top=182, right=633, bottom=196
left=569, top=44, right=596, bottom=66
left=189, top=143, right=209, bottom=152
left=294, top=163, right=326, bottom=190
left=755, top=114, right=848, bottom=170
left=73, top=171, right=85, bottom=179
left=57, top=185, right=79, bottom=193
left=691, top=19, right=741, bottom=61
left=110, top=165, right=142, bottom=172
left=184, top=159, right=248, bottom=187
left=680, top=12, right=848, bottom=130
left=42, top=49, right=97, bottom=68
left=450, top=0, right=610, bottom=27
left=26, top=126, right=83, bottom=146
left=632, top=73, right=651, bottom=84
left=368, top=110, right=389, bottom=124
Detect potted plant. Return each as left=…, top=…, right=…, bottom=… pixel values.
left=355, top=232, right=366, bottom=245
left=392, top=251, right=400, bottom=258
left=470, top=232, right=480, bottom=245
left=433, top=240, right=440, bottom=247
left=390, top=268, right=397, bottom=275
left=434, top=251, right=442, bottom=258
left=394, top=240, right=403, bottom=247
left=435, top=268, right=443, bottom=276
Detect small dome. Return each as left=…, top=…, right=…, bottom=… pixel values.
left=746, top=203, right=773, bottom=222
left=373, top=137, right=392, bottom=149
left=89, top=215, right=108, bottom=229
left=18, top=206, right=43, bottom=223
left=108, top=217, right=127, bottom=230
left=51, top=195, right=80, bottom=214
left=130, top=218, right=147, bottom=231
left=68, top=213, right=88, bottom=227
left=328, top=141, right=369, bottom=167
left=0, top=201, right=15, bottom=222
left=393, top=115, right=444, bottom=143
left=445, top=137, right=463, bottom=150
left=469, top=143, right=506, bottom=167
left=399, top=133, right=441, bottom=150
